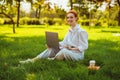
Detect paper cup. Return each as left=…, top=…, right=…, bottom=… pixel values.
left=89, top=60, right=96, bottom=67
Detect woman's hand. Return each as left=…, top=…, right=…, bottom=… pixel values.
left=64, top=45, right=72, bottom=50
left=70, top=47, right=79, bottom=50
left=64, top=45, right=79, bottom=51
left=64, top=45, right=70, bottom=49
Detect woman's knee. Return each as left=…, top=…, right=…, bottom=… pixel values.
left=54, top=48, right=69, bottom=60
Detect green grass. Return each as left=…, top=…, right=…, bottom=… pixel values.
left=0, top=25, right=120, bottom=80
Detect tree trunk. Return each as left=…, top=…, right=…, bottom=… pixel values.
left=108, top=2, right=110, bottom=28
left=117, top=0, right=120, bottom=26
left=118, top=7, right=120, bottom=26
left=89, top=1, right=92, bottom=30
left=17, top=0, right=20, bottom=27
left=0, top=12, right=15, bottom=33
left=38, top=5, right=41, bottom=19
left=70, top=0, right=73, bottom=10
left=35, top=9, right=38, bottom=18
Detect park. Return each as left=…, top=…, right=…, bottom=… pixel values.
left=0, top=0, right=120, bottom=80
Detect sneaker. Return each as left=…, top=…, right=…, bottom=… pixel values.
left=19, top=59, right=34, bottom=64
left=47, top=57, right=54, bottom=60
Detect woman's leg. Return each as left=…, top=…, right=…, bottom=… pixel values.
left=54, top=48, right=72, bottom=60
left=19, top=48, right=56, bottom=63
left=36, top=48, right=56, bottom=59
left=54, top=48, right=82, bottom=61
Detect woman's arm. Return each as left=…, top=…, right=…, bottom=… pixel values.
left=77, top=31, right=88, bottom=52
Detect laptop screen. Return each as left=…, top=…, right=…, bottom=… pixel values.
left=45, top=31, right=59, bottom=49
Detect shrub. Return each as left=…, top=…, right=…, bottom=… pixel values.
left=4, top=18, right=12, bottom=24
left=20, top=17, right=30, bottom=25
left=20, top=17, right=44, bottom=25
left=79, top=20, right=89, bottom=26
left=47, top=19, right=55, bottom=25
left=0, top=18, right=4, bottom=25
left=53, top=18, right=63, bottom=25
left=109, top=20, right=118, bottom=26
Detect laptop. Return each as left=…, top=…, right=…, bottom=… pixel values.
left=45, top=31, right=60, bottom=50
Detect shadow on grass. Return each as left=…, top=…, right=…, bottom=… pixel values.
left=83, top=38, right=120, bottom=72
left=0, top=34, right=120, bottom=80
left=0, top=33, right=119, bottom=64
left=0, top=33, right=62, bottom=62
left=101, top=30, right=120, bottom=33
left=0, top=34, right=46, bottom=63
left=83, top=39, right=120, bottom=80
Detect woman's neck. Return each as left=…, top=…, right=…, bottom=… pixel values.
left=71, top=23, right=77, bottom=29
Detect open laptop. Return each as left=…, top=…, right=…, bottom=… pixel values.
left=45, top=31, right=60, bottom=50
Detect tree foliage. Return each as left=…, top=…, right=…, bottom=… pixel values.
left=0, top=0, right=119, bottom=27
left=0, top=0, right=16, bottom=33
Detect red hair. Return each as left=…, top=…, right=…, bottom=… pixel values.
left=67, top=10, right=79, bottom=21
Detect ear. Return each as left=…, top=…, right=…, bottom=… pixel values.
left=75, top=17, right=78, bottom=21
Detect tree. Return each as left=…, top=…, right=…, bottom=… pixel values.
left=0, top=12, right=15, bottom=33
left=88, top=0, right=120, bottom=26
left=15, top=0, right=23, bottom=27
left=27, top=0, right=44, bottom=19
left=73, top=0, right=95, bottom=28
left=33, top=0, right=44, bottom=19
left=70, top=0, right=73, bottom=10
left=0, top=0, right=16, bottom=33
left=117, top=0, right=120, bottom=26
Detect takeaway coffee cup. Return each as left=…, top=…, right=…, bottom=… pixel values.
left=89, top=60, right=96, bottom=67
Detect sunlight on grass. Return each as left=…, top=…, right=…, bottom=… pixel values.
left=26, top=73, right=36, bottom=80
left=0, top=25, right=120, bottom=80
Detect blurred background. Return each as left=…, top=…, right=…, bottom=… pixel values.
left=0, top=0, right=120, bottom=28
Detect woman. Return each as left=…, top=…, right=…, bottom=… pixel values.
left=20, top=10, right=88, bottom=63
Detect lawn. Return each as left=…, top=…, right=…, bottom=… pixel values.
left=0, top=25, right=120, bottom=80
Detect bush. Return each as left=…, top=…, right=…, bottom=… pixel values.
left=20, top=17, right=44, bottom=25
left=79, top=20, right=89, bottom=26
left=79, top=19, right=118, bottom=27
left=47, top=19, right=55, bottom=25
left=0, top=18, right=4, bottom=25
left=20, top=17, right=30, bottom=25
left=27, top=19, right=40, bottom=25
left=95, top=21, right=102, bottom=26
left=53, top=18, right=63, bottom=25
left=95, top=20, right=118, bottom=27
left=109, top=20, right=118, bottom=26
left=41, top=18, right=63, bottom=25
left=4, top=18, right=13, bottom=24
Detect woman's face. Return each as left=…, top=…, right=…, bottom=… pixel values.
left=66, top=13, right=77, bottom=26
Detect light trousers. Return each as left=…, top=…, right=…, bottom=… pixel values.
left=36, top=48, right=84, bottom=61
